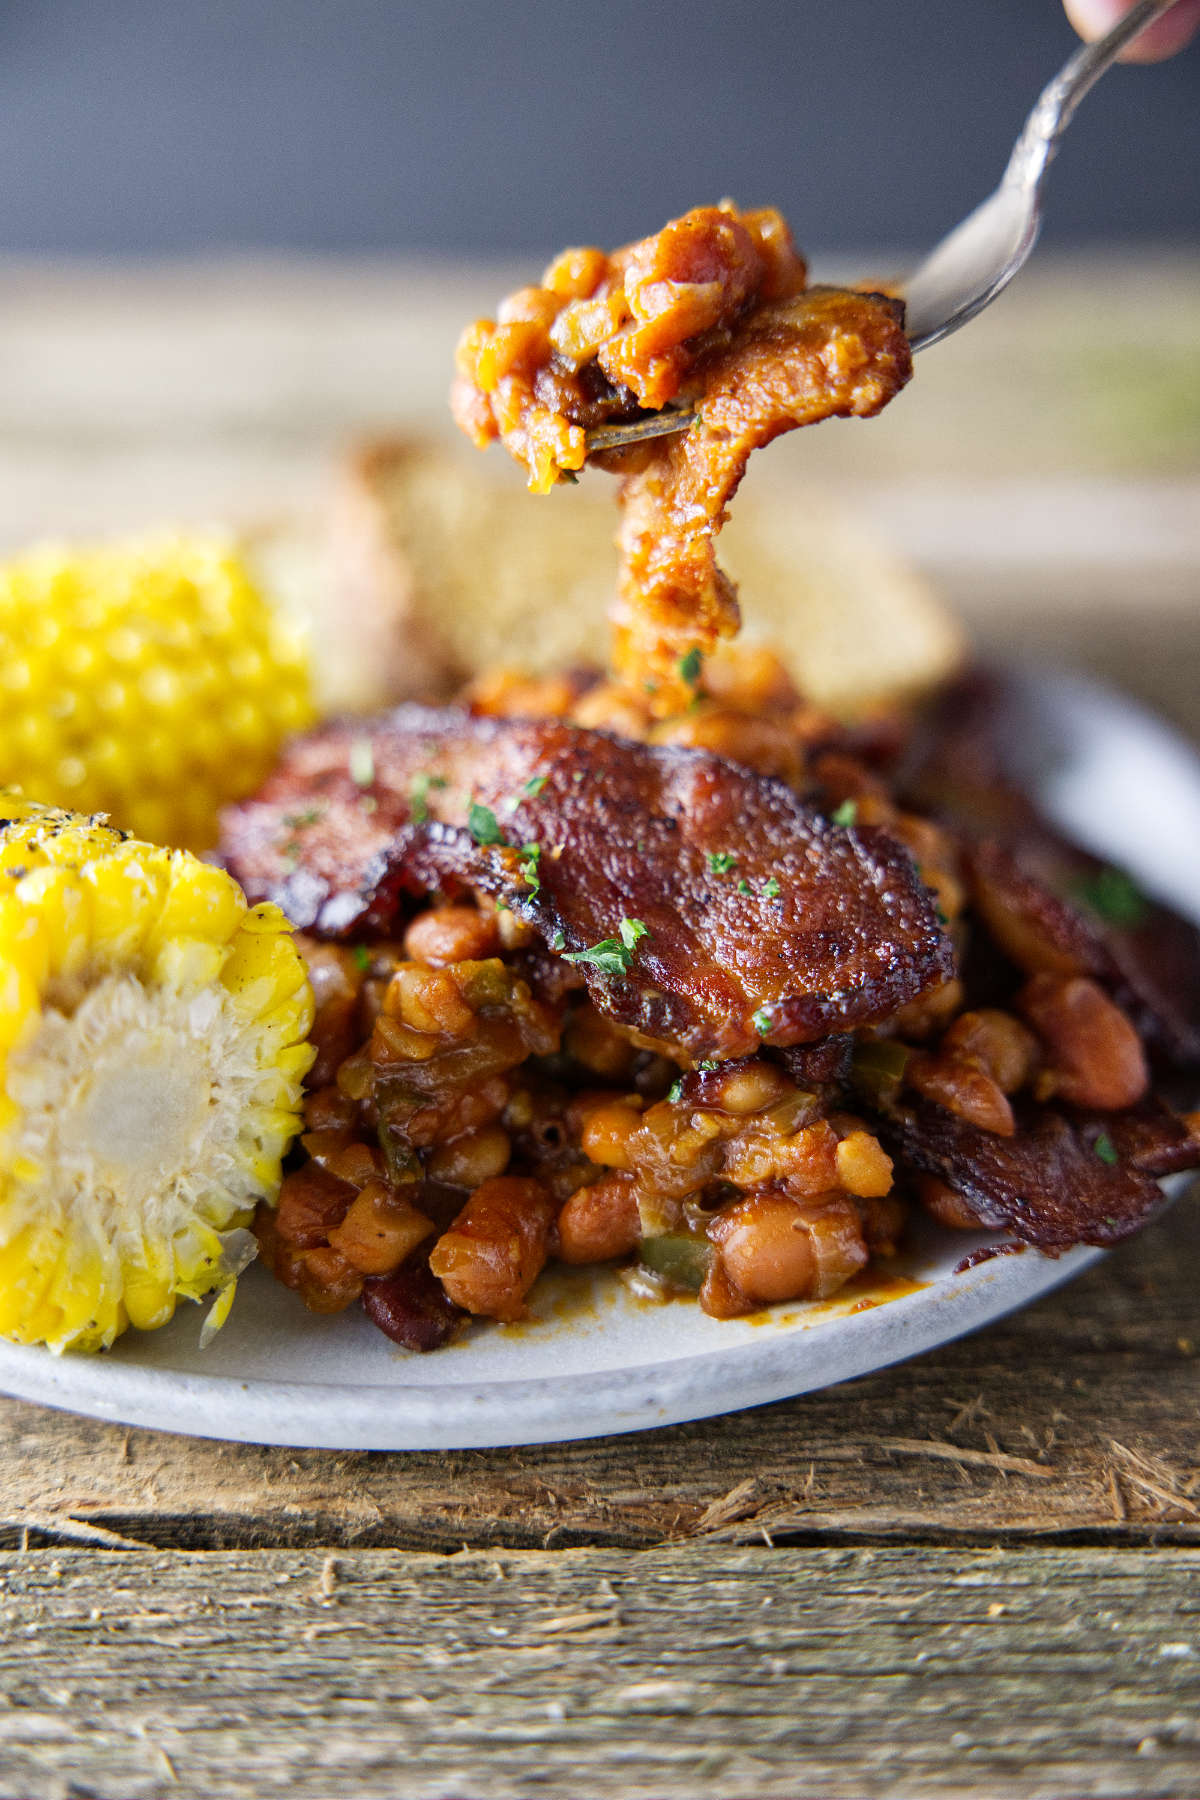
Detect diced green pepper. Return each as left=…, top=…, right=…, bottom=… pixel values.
left=640, top=1232, right=713, bottom=1293
left=850, top=1038, right=911, bottom=1103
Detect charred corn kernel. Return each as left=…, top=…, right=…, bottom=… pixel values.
left=0, top=537, right=315, bottom=850
left=0, top=793, right=315, bottom=1353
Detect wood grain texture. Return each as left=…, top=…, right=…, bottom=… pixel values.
left=0, top=1544, right=1197, bottom=1800
left=2, top=1196, right=1196, bottom=1556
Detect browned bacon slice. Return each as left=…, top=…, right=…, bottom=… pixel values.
left=882, top=1097, right=1200, bottom=1250
left=220, top=706, right=953, bottom=1061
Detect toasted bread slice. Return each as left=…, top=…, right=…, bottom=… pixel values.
left=258, top=435, right=963, bottom=718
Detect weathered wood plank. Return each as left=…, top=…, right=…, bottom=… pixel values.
left=0, top=1544, right=1196, bottom=1800
left=2, top=1199, right=1196, bottom=1553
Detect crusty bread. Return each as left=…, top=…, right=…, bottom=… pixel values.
left=255, top=434, right=963, bottom=718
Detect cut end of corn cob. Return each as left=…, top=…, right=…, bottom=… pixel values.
left=0, top=794, right=315, bottom=1353
left=0, top=535, right=316, bottom=851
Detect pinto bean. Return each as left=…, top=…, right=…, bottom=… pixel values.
left=404, top=906, right=502, bottom=967
left=1018, top=974, right=1148, bottom=1111
left=907, top=1051, right=1015, bottom=1137
left=705, top=1189, right=868, bottom=1314
left=557, top=1175, right=642, bottom=1264
left=428, top=1176, right=557, bottom=1320
left=916, top=1173, right=981, bottom=1231
left=580, top=1100, right=645, bottom=1170
left=426, top=1124, right=512, bottom=1189
left=942, top=1008, right=1038, bottom=1094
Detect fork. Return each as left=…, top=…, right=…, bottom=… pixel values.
left=586, top=0, right=1179, bottom=455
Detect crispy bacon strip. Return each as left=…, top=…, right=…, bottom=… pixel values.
left=220, top=707, right=953, bottom=1060
left=881, top=1097, right=1200, bottom=1250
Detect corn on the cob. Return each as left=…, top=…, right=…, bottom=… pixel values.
left=0, top=536, right=315, bottom=851
left=0, top=793, right=315, bottom=1353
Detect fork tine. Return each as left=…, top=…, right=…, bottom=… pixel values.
left=585, top=409, right=698, bottom=455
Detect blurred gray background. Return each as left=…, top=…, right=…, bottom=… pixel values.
left=0, top=0, right=1195, bottom=258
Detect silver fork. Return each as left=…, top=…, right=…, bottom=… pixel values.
left=587, top=0, right=1178, bottom=455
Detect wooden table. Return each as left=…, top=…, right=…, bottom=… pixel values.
left=0, top=258, right=1197, bottom=1799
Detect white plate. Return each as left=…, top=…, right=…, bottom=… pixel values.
left=1, top=667, right=1197, bottom=1450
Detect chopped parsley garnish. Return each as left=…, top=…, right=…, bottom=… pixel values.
left=518, top=840, right=542, bottom=896
left=281, top=806, right=324, bottom=830
left=504, top=773, right=548, bottom=814
left=667, top=1079, right=684, bottom=1102
left=1074, top=866, right=1147, bottom=930
left=708, top=851, right=738, bottom=875
left=1094, top=1133, right=1119, bottom=1166
left=763, top=876, right=781, bottom=900
left=697, top=1059, right=718, bottom=1072
left=349, top=738, right=375, bottom=787
left=550, top=928, right=566, bottom=951
left=352, top=945, right=372, bottom=972
left=752, top=1006, right=774, bottom=1038
left=678, top=647, right=703, bottom=689
left=409, top=772, right=446, bottom=824
left=831, top=800, right=858, bottom=828
left=563, top=918, right=649, bottom=977
left=737, top=878, right=752, bottom=895
left=467, top=802, right=506, bottom=847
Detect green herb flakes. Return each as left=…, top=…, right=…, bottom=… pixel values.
left=551, top=928, right=567, bottom=951
left=409, top=772, right=446, bottom=824
left=1094, top=1133, right=1119, bottom=1166
left=752, top=1006, right=774, bottom=1038
left=1074, top=866, right=1147, bottom=929
left=708, top=851, right=737, bottom=875
left=763, top=876, right=781, bottom=900
left=563, top=918, right=649, bottom=978
left=349, top=738, right=375, bottom=787
left=667, top=1079, right=683, bottom=1103
left=831, top=800, right=858, bottom=828
left=281, top=806, right=324, bottom=831
left=678, top=647, right=703, bottom=689
left=467, top=802, right=505, bottom=847
left=737, top=879, right=752, bottom=895
left=518, top=841, right=542, bottom=896
left=352, top=945, right=372, bottom=972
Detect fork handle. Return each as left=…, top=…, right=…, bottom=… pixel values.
left=1005, top=0, right=1181, bottom=194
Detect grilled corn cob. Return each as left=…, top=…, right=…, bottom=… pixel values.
left=0, top=536, right=315, bottom=851
left=0, top=794, right=315, bottom=1353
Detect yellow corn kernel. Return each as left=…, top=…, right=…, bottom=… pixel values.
left=0, top=792, right=315, bottom=1354
left=0, top=537, right=316, bottom=851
